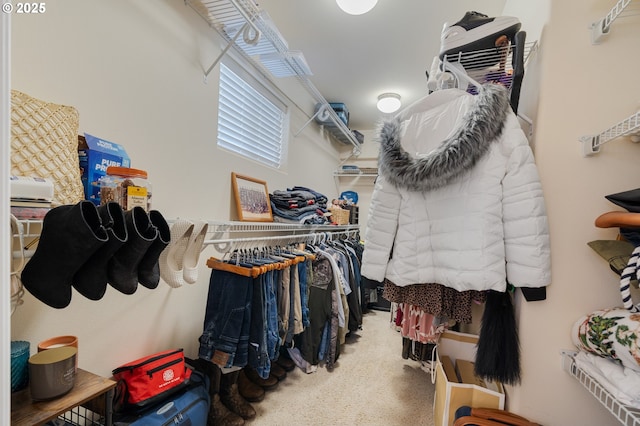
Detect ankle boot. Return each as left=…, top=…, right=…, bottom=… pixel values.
left=21, top=201, right=109, bottom=308
left=276, top=355, right=295, bottom=372
left=210, top=393, right=245, bottom=426
left=237, top=369, right=265, bottom=402
left=206, top=363, right=244, bottom=426
left=138, top=210, right=170, bottom=289
left=243, top=366, right=278, bottom=390
left=269, top=361, right=287, bottom=381
left=73, top=202, right=128, bottom=300
left=220, top=371, right=256, bottom=420
left=108, top=207, right=157, bottom=294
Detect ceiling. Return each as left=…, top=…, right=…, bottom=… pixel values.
left=259, top=0, right=508, bottom=130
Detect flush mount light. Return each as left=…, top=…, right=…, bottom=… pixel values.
left=377, top=93, right=401, bottom=114
left=336, top=0, right=378, bottom=15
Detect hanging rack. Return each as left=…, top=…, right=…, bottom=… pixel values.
left=204, top=228, right=359, bottom=254
left=590, top=0, right=638, bottom=44
left=580, top=111, right=640, bottom=156
left=201, top=221, right=358, bottom=253
left=11, top=218, right=359, bottom=260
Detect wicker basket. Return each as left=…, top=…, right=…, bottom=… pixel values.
left=331, top=208, right=350, bottom=225
left=11, top=90, right=84, bottom=205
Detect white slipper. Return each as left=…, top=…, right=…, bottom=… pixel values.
left=159, top=219, right=194, bottom=288
left=183, top=220, right=208, bottom=284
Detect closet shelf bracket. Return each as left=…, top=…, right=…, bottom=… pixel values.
left=203, top=21, right=252, bottom=82
left=590, top=0, right=634, bottom=44
left=580, top=111, right=640, bottom=156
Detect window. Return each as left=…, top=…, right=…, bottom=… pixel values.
left=217, top=61, right=288, bottom=169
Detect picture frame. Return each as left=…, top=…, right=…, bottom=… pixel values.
left=231, top=172, right=273, bottom=222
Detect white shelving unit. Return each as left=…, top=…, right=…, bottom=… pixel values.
left=580, top=111, right=640, bottom=156
left=185, top=0, right=362, bottom=153
left=561, top=351, right=640, bottom=426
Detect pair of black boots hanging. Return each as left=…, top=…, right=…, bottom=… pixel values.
left=21, top=201, right=171, bottom=309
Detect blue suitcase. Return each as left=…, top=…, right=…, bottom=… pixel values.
left=114, top=368, right=210, bottom=425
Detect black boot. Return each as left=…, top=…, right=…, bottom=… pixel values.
left=108, top=207, right=157, bottom=294
left=220, top=370, right=256, bottom=421
left=138, top=210, right=170, bottom=289
left=209, top=364, right=245, bottom=426
left=187, top=358, right=245, bottom=426
left=73, top=202, right=128, bottom=300
left=21, top=201, right=109, bottom=308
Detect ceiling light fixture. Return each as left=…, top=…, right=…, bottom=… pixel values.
left=377, top=93, right=401, bottom=114
left=336, top=0, right=378, bottom=15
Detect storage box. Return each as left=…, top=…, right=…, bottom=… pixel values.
left=346, top=205, right=359, bottom=224
left=352, top=130, right=364, bottom=144
left=329, top=103, right=349, bottom=126
left=78, top=133, right=130, bottom=205
left=433, top=331, right=505, bottom=426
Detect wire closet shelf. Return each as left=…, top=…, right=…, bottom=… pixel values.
left=561, top=350, right=640, bottom=426
left=184, top=0, right=362, bottom=152
left=12, top=219, right=360, bottom=258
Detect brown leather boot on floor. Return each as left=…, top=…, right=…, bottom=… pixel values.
left=269, top=361, right=287, bottom=381
left=243, top=366, right=279, bottom=390
left=238, top=369, right=265, bottom=402
left=209, top=393, right=245, bottom=426
left=220, top=382, right=256, bottom=420
left=276, top=355, right=295, bottom=372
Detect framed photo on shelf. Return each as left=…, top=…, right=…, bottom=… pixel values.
left=231, top=172, right=273, bottom=222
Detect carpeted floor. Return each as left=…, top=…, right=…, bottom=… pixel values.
left=250, top=309, right=435, bottom=425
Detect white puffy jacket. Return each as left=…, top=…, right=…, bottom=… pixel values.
left=361, top=84, right=551, bottom=293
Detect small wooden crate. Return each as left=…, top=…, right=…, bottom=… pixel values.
left=331, top=208, right=350, bottom=225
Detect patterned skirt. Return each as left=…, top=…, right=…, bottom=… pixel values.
left=382, top=279, right=485, bottom=324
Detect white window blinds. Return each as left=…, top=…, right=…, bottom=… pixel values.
left=218, top=62, right=287, bottom=169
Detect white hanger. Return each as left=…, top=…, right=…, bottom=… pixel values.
left=440, top=58, right=482, bottom=92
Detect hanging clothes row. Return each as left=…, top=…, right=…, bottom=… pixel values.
left=198, top=231, right=364, bottom=380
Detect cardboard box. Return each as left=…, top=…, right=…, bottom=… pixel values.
left=433, top=331, right=505, bottom=426
left=455, top=359, right=486, bottom=388
left=78, top=132, right=130, bottom=205
left=440, top=356, right=459, bottom=384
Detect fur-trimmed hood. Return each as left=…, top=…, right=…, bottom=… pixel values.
left=377, top=84, right=511, bottom=192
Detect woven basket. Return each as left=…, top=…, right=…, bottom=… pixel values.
left=331, top=208, right=350, bottom=225
left=11, top=90, right=84, bottom=205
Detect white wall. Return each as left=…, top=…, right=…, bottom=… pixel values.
left=504, top=1, right=640, bottom=425
left=9, top=0, right=349, bottom=378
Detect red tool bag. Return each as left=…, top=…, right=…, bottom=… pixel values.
left=112, top=348, right=192, bottom=412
